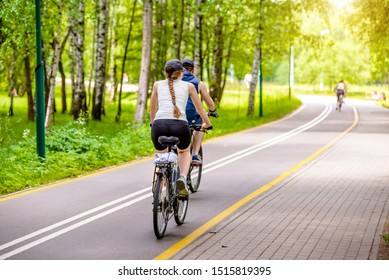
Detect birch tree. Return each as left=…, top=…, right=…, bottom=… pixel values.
left=8, top=46, right=16, bottom=117
left=134, top=0, right=152, bottom=123
left=152, top=0, right=167, bottom=82
left=44, top=0, right=64, bottom=128
left=69, top=0, right=87, bottom=120
left=194, top=0, right=206, bottom=79
left=247, top=23, right=261, bottom=116
left=92, top=0, right=109, bottom=120
left=24, top=55, right=34, bottom=121
left=209, top=9, right=224, bottom=104
left=172, top=0, right=184, bottom=58
left=116, top=0, right=137, bottom=122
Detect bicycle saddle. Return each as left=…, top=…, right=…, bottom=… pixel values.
left=158, top=136, right=180, bottom=147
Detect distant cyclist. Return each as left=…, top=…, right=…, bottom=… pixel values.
left=334, top=80, right=347, bottom=110
left=181, top=58, right=218, bottom=165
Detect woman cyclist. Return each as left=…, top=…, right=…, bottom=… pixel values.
left=149, top=59, right=212, bottom=200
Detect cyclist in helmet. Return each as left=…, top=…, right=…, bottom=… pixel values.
left=181, top=58, right=218, bottom=165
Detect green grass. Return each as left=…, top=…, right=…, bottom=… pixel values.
left=0, top=83, right=301, bottom=196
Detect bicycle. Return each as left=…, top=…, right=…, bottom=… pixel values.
left=187, top=122, right=212, bottom=193
left=152, top=136, right=188, bottom=239
left=337, top=94, right=344, bottom=112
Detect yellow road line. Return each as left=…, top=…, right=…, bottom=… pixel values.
left=0, top=157, right=152, bottom=202
left=154, top=105, right=359, bottom=260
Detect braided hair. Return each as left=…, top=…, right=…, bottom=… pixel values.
left=164, top=66, right=183, bottom=119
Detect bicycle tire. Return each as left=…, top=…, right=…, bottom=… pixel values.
left=173, top=195, right=188, bottom=225
left=188, top=146, right=203, bottom=193
left=339, top=96, right=343, bottom=112
left=153, top=174, right=170, bottom=239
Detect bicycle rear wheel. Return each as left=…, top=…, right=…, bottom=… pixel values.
left=188, top=146, right=203, bottom=193
left=338, top=96, right=343, bottom=112
left=153, top=174, right=170, bottom=239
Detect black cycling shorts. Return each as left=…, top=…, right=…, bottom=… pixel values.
left=151, top=119, right=191, bottom=151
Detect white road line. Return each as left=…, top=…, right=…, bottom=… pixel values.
left=0, top=103, right=336, bottom=259
left=0, top=193, right=152, bottom=260
left=203, top=104, right=332, bottom=172
left=0, top=188, right=150, bottom=252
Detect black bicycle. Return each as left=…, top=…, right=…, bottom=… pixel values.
left=152, top=136, right=188, bottom=239
left=337, top=94, right=344, bottom=112
left=187, top=122, right=212, bottom=193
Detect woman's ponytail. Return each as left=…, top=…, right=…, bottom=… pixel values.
left=168, top=77, right=182, bottom=119
left=165, top=66, right=182, bottom=119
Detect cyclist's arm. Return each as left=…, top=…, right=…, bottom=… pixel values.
left=149, top=82, right=158, bottom=123
left=198, top=81, right=215, bottom=111
left=188, top=83, right=212, bottom=128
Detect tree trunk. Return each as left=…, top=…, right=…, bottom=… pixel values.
left=69, top=0, right=87, bottom=120
left=247, top=35, right=260, bottom=116
left=194, top=0, right=205, bottom=80
left=247, top=3, right=263, bottom=116
left=153, top=0, right=167, bottom=83
left=173, top=0, right=184, bottom=58
left=108, top=2, right=117, bottom=103
left=181, top=4, right=190, bottom=58
left=58, top=60, right=67, bottom=113
left=59, top=30, right=69, bottom=114
left=116, top=0, right=137, bottom=122
left=24, top=55, right=35, bottom=121
left=92, top=0, right=109, bottom=120
left=8, top=46, right=16, bottom=117
left=88, top=5, right=97, bottom=110
left=209, top=14, right=223, bottom=105
left=45, top=0, right=63, bottom=128
left=221, top=19, right=239, bottom=101
left=134, top=0, right=152, bottom=123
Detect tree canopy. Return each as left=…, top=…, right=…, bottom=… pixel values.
left=0, top=0, right=388, bottom=123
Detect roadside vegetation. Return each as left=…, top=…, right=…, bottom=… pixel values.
left=0, top=83, right=301, bottom=196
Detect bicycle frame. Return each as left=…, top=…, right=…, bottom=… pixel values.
left=152, top=138, right=187, bottom=239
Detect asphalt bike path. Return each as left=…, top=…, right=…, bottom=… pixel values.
left=2, top=95, right=385, bottom=260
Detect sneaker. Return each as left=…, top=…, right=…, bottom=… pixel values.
left=153, top=152, right=177, bottom=164
left=176, top=176, right=189, bottom=200
left=191, top=154, right=202, bottom=165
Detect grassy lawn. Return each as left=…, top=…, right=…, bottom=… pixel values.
left=0, top=82, right=301, bottom=195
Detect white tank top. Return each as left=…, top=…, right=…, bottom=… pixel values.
left=155, top=79, right=188, bottom=121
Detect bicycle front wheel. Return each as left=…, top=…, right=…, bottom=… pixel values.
left=188, top=146, right=203, bottom=193
left=153, top=174, right=170, bottom=239
left=338, top=98, right=343, bottom=111
left=174, top=196, right=188, bottom=225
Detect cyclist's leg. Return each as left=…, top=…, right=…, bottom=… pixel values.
left=171, top=121, right=191, bottom=199
left=191, top=114, right=203, bottom=155
left=192, top=131, right=203, bottom=156
left=176, top=148, right=190, bottom=199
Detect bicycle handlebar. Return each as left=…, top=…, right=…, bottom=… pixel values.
left=189, top=123, right=213, bottom=133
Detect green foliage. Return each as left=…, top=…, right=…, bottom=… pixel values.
left=0, top=87, right=301, bottom=196
left=383, top=233, right=389, bottom=244
left=348, top=0, right=389, bottom=81
left=0, top=118, right=155, bottom=195
left=46, top=118, right=106, bottom=154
